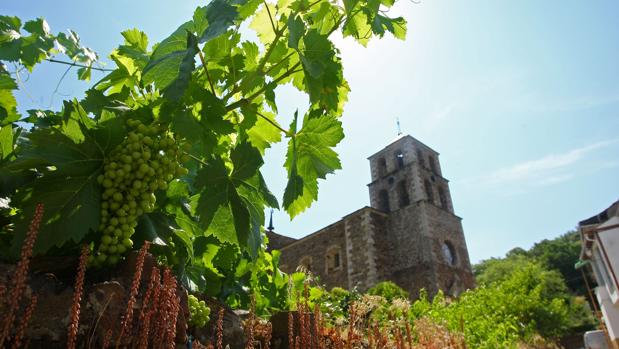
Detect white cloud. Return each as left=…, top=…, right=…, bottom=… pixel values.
left=485, top=139, right=618, bottom=186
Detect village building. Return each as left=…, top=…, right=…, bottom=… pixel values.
left=579, top=199, right=619, bottom=349
left=267, top=134, right=476, bottom=299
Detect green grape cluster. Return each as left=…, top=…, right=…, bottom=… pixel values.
left=188, top=295, right=211, bottom=328
left=90, top=119, right=189, bottom=266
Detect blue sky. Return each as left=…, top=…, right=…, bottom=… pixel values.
left=5, top=1, right=619, bottom=263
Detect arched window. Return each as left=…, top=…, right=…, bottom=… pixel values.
left=395, top=150, right=404, bottom=169
left=438, top=187, right=448, bottom=210
left=326, top=246, right=342, bottom=274
left=441, top=241, right=457, bottom=266
left=429, top=156, right=437, bottom=174
left=299, top=256, right=313, bottom=273
left=377, top=157, right=387, bottom=177
left=378, top=190, right=390, bottom=212
left=417, top=149, right=425, bottom=167
left=397, top=181, right=410, bottom=208
left=424, top=180, right=434, bottom=203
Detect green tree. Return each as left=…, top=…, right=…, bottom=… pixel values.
left=413, top=263, right=576, bottom=348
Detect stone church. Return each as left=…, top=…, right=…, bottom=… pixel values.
left=266, top=134, right=475, bottom=299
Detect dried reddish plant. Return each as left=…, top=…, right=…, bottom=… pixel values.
left=102, top=328, right=113, bottom=349
left=159, top=267, right=180, bottom=348
left=335, top=327, right=344, bottom=349
left=405, top=320, right=413, bottom=349
left=288, top=310, right=294, bottom=349
left=298, top=303, right=305, bottom=349
left=67, top=244, right=89, bottom=349
left=346, top=302, right=356, bottom=349
left=0, top=203, right=44, bottom=347
left=394, top=324, right=404, bottom=349
left=217, top=307, right=225, bottom=349
left=137, top=266, right=161, bottom=349
left=117, top=241, right=150, bottom=346
left=314, top=303, right=324, bottom=349
left=264, top=321, right=272, bottom=349
left=10, top=294, right=37, bottom=349
left=245, top=296, right=256, bottom=349
left=0, top=284, right=6, bottom=303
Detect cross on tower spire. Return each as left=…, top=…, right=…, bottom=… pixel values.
left=396, top=117, right=402, bottom=135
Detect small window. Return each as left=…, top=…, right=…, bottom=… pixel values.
left=424, top=180, right=434, bottom=203
left=395, top=150, right=404, bottom=169
left=438, top=187, right=448, bottom=210
left=429, top=156, right=437, bottom=174
left=378, top=157, right=387, bottom=177
left=397, top=181, right=410, bottom=208
left=442, top=241, right=457, bottom=266
left=326, top=247, right=342, bottom=274
left=378, top=190, right=390, bottom=212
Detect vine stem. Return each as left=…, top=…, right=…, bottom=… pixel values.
left=263, top=0, right=278, bottom=35
left=197, top=49, right=216, bottom=96
left=225, top=62, right=301, bottom=112
left=256, top=111, right=290, bottom=136
left=45, top=58, right=112, bottom=72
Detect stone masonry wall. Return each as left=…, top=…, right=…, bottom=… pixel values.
left=423, top=202, right=476, bottom=291
left=380, top=202, right=440, bottom=298
left=277, top=220, right=349, bottom=290
left=343, top=208, right=379, bottom=292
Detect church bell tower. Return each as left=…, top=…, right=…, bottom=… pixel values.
left=367, top=135, right=475, bottom=298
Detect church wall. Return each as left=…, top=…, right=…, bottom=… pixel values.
left=423, top=203, right=476, bottom=291
left=344, top=207, right=387, bottom=292
left=381, top=202, right=440, bottom=298
left=277, top=221, right=349, bottom=290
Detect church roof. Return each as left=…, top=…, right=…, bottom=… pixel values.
left=367, top=134, right=439, bottom=160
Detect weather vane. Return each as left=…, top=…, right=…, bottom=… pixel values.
left=396, top=117, right=402, bottom=135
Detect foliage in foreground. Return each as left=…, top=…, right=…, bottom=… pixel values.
left=305, top=264, right=583, bottom=348
left=0, top=0, right=407, bottom=314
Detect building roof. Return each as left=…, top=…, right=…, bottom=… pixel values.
left=579, top=199, right=619, bottom=260
left=367, top=134, right=439, bottom=160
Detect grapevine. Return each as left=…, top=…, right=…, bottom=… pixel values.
left=0, top=0, right=408, bottom=314
left=92, top=119, right=188, bottom=266
left=188, top=295, right=211, bottom=328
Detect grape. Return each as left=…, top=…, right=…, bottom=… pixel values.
left=188, top=295, right=211, bottom=328
left=91, top=118, right=187, bottom=267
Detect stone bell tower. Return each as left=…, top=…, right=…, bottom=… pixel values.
left=367, top=135, right=475, bottom=298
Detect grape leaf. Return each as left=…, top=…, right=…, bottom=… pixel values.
left=163, top=32, right=199, bottom=101
left=121, top=28, right=149, bottom=52
left=10, top=128, right=104, bottom=255
left=0, top=89, right=19, bottom=125
left=283, top=113, right=343, bottom=217
left=0, top=124, right=12, bottom=159
left=250, top=3, right=278, bottom=45
left=197, top=0, right=239, bottom=44
left=143, top=0, right=240, bottom=98
left=8, top=110, right=125, bottom=255
left=142, top=21, right=193, bottom=90
left=195, top=142, right=274, bottom=250
left=245, top=108, right=282, bottom=154
left=287, top=15, right=304, bottom=49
